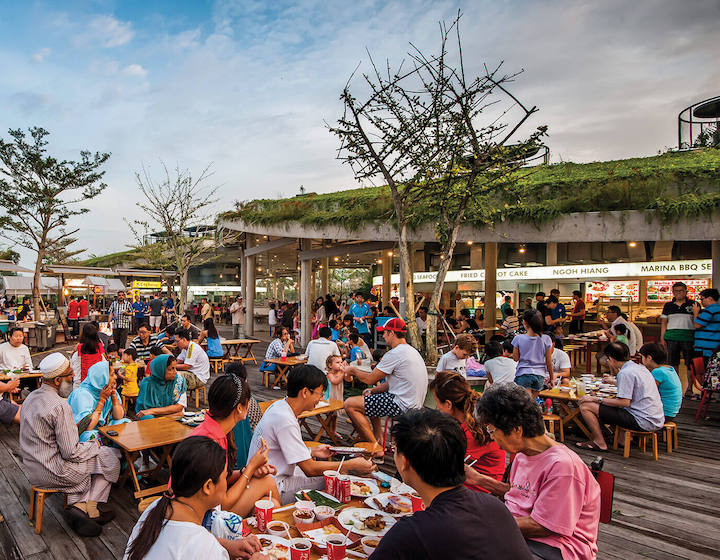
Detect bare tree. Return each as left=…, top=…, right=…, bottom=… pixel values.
left=330, top=13, right=546, bottom=361
left=131, top=163, right=219, bottom=313
left=0, top=127, right=109, bottom=318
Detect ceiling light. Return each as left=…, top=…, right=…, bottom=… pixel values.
left=334, top=257, right=339, bottom=261
left=387, top=251, right=393, bottom=257
left=519, top=246, right=526, bottom=254
left=628, top=241, right=637, bottom=248
left=467, top=241, right=473, bottom=245
left=377, top=259, right=382, bottom=264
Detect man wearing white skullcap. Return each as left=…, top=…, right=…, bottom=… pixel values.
left=19, top=352, right=120, bottom=537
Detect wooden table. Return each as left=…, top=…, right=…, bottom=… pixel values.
left=222, top=338, right=261, bottom=364
left=0, top=371, right=43, bottom=403
left=264, top=356, right=308, bottom=388
left=566, top=337, right=608, bottom=375
left=260, top=398, right=346, bottom=445
left=99, top=416, right=194, bottom=500
left=539, top=389, right=592, bottom=439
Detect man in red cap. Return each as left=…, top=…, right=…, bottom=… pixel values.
left=343, top=317, right=428, bottom=448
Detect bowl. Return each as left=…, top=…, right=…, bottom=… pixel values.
left=559, top=386, right=572, bottom=392
left=266, top=520, right=289, bottom=538
left=362, top=536, right=381, bottom=555
left=313, top=505, right=334, bottom=521
left=293, top=509, right=316, bottom=525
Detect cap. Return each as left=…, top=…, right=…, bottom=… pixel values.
left=39, top=352, right=70, bottom=379
left=376, top=317, right=407, bottom=333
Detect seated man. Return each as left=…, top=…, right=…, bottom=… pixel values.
left=175, top=328, right=210, bottom=391
left=370, top=408, right=532, bottom=560
left=638, top=342, right=682, bottom=421
left=549, top=334, right=571, bottom=381
left=577, top=342, right=665, bottom=451
left=128, top=324, right=170, bottom=362
left=304, top=326, right=340, bottom=371
left=19, top=353, right=120, bottom=538
left=343, top=318, right=428, bottom=447
left=474, top=384, right=600, bottom=560
left=0, top=326, right=33, bottom=370
left=247, top=364, right=374, bottom=503
left=180, top=313, right=202, bottom=340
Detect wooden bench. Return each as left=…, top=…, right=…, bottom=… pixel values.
left=209, top=357, right=226, bottom=374
left=29, top=486, right=66, bottom=534
left=188, top=385, right=207, bottom=408
left=662, top=421, right=678, bottom=453
left=543, top=413, right=564, bottom=442
left=613, top=426, right=658, bottom=460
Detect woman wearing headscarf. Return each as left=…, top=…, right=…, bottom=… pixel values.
left=68, top=361, right=129, bottom=442
left=135, top=354, right=187, bottom=420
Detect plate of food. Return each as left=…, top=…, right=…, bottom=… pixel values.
left=294, top=489, right=343, bottom=510
left=348, top=476, right=380, bottom=498
left=337, top=507, right=395, bottom=537
left=389, top=480, right=415, bottom=495
left=296, top=517, right=361, bottom=551
left=257, top=534, right=291, bottom=559
left=365, top=493, right=412, bottom=516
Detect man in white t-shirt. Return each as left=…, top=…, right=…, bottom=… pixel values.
left=305, top=327, right=340, bottom=371
left=229, top=296, right=245, bottom=340
left=0, top=327, right=33, bottom=370
left=435, top=333, right=475, bottom=377
left=247, top=364, right=374, bottom=503
left=268, top=303, right=278, bottom=335
left=483, top=339, right=517, bottom=386
left=549, top=334, right=571, bottom=381
left=175, top=329, right=210, bottom=390
left=343, top=318, right=428, bottom=447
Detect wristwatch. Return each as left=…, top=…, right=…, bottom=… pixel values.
left=597, top=397, right=603, bottom=404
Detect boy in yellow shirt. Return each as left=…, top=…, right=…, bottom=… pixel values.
left=118, top=347, right=139, bottom=400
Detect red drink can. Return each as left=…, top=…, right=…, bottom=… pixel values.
left=254, top=499, right=274, bottom=532
left=326, top=535, right=347, bottom=560
left=337, top=475, right=351, bottom=503
left=323, top=470, right=338, bottom=496
left=409, top=492, right=425, bottom=512
left=290, top=538, right=312, bottom=560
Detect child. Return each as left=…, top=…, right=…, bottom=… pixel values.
left=145, top=345, right=165, bottom=370
left=483, top=340, right=517, bottom=386
left=347, top=333, right=367, bottom=364
left=105, top=343, right=119, bottom=363
left=436, top=333, right=476, bottom=377
left=612, top=323, right=630, bottom=348
left=118, top=347, right=140, bottom=404
left=328, top=319, right=341, bottom=342
left=638, top=342, right=682, bottom=421
left=324, top=355, right=345, bottom=438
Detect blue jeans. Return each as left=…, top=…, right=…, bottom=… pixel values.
left=515, top=374, right=544, bottom=391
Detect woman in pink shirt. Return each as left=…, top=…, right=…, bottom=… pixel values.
left=471, top=383, right=601, bottom=560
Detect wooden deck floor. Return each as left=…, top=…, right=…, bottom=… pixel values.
left=0, top=329, right=717, bottom=559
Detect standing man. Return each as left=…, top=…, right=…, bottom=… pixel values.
left=108, top=291, right=132, bottom=349
left=67, top=296, right=80, bottom=339
left=229, top=295, right=245, bottom=339
left=164, top=293, right=176, bottom=325
left=131, top=295, right=146, bottom=334
left=660, top=282, right=696, bottom=395
left=175, top=329, right=210, bottom=392
left=569, top=290, right=586, bottom=334
left=500, top=295, right=513, bottom=321
left=349, top=293, right=373, bottom=349
left=201, top=297, right=213, bottom=322
left=78, top=296, right=90, bottom=322
left=693, top=288, right=720, bottom=363
left=454, top=293, right=466, bottom=320
left=148, top=293, right=163, bottom=334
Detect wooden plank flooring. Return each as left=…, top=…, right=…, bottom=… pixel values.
left=0, top=327, right=717, bottom=559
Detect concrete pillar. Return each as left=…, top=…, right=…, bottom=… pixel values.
left=543, top=242, right=558, bottom=294
left=244, top=236, right=255, bottom=336
left=382, top=258, right=391, bottom=309
left=470, top=244, right=483, bottom=269
left=713, top=241, right=720, bottom=289
left=300, top=239, right=312, bottom=347
left=239, top=247, right=246, bottom=299
left=399, top=265, right=407, bottom=317
left=413, top=244, right=424, bottom=272
left=321, top=257, right=329, bottom=296
left=311, top=265, right=317, bottom=302
left=484, top=242, right=498, bottom=327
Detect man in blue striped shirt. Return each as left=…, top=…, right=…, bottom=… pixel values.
left=693, top=288, right=720, bottom=362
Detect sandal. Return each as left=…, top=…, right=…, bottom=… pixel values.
left=575, top=441, right=608, bottom=452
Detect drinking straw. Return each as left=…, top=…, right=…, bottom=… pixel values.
left=338, top=456, right=346, bottom=473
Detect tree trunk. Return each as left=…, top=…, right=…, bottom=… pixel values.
left=179, top=268, right=189, bottom=315
left=32, top=250, right=43, bottom=320
left=397, top=224, right=421, bottom=350
left=425, top=224, right=461, bottom=366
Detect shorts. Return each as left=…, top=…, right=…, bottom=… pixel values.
left=598, top=404, right=642, bottom=430
left=181, top=370, right=206, bottom=391
left=149, top=315, right=161, bottom=328
left=515, top=374, right=545, bottom=391
left=0, top=398, right=19, bottom=425
left=364, top=392, right=403, bottom=418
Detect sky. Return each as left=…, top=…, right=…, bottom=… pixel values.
left=0, top=0, right=719, bottom=266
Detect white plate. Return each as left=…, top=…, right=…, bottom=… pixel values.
left=364, top=493, right=412, bottom=516
left=337, top=507, right=396, bottom=537
left=389, top=480, right=415, bottom=495
left=301, top=525, right=346, bottom=548
left=348, top=476, right=380, bottom=498
left=257, top=534, right=291, bottom=559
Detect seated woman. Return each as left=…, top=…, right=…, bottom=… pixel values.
left=473, top=383, right=601, bottom=560
left=125, top=436, right=266, bottom=560
left=190, top=374, right=280, bottom=516
left=454, top=308, right=481, bottom=334
left=429, top=371, right=505, bottom=493
left=198, top=318, right=224, bottom=359
left=135, top=355, right=187, bottom=420
left=260, top=328, right=296, bottom=374
left=68, top=361, right=129, bottom=442
left=224, top=362, right=263, bottom=468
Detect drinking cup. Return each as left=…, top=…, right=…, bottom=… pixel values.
left=254, top=499, right=274, bottom=532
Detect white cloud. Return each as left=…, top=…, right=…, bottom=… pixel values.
left=88, top=15, right=134, bottom=48
left=123, top=64, right=147, bottom=78
left=32, top=47, right=51, bottom=62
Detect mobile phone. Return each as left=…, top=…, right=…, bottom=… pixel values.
left=107, top=430, right=119, bottom=436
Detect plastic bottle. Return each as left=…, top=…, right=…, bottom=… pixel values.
left=545, top=398, right=553, bottom=415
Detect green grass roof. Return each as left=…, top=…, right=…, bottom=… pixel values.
left=221, top=148, right=720, bottom=230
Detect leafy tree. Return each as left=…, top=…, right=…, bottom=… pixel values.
left=0, top=127, right=109, bottom=317
left=331, top=13, right=545, bottom=361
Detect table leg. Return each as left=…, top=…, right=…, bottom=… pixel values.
left=554, top=400, right=592, bottom=439
left=272, top=365, right=289, bottom=389
left=299, top=418, right=318, bottom=441
left=243, top=345, right=257, bottom=365
left=122, top=450, right=143, bottom=495
left=315, top=412, right=341, bottom=445
left=585, top=346, right=591, bottom=375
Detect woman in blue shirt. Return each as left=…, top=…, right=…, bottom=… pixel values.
left=199, top=318, right=224, bottom=358
left=639, top=342, right=682, bottom=420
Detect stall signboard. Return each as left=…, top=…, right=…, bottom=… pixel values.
left=132, top=280, right=162, bottom=289
left=646, top=279, right=710, bottom=303
left=585, top=281, right=639, bottom=302
left=373, top=259, right=712, bottom=286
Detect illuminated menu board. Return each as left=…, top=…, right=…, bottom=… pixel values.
left=646, top=279, right=709, bottom=303
left=585, top=281, right=640, bottom=302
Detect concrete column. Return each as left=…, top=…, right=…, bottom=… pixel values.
left=713, top=241, right=720, bottom=289
left=239, top=247, right=246, bottom=299
left=470, top=244, right=483, bottom=269
left=320, top=257, right=329, bottom=296
left=543, top=242, right=558, bottom=294
left=300, top=239, right=313, bottom=347
left=311, top=265, right=317, bottom=302
left=382, top=258, right=391, bottom=309
left=244, top=236, right=255, bottom=336
left=413, top=244, right=424, bottom=272
left=399, top=265, right=407, bottom=317
left=484, top=242, right=498, bottom=327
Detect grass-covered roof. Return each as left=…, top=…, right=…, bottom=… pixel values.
left=222, top=148, right=720, bottom=230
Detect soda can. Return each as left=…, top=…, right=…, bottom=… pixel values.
left=336, top=475, right=351, bottom=503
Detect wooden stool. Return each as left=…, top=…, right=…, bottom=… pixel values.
left=613, top=426, right=659, bottom=460
left=138, top=495, right=161, bottom=514
left=29, top=487, right=66, bottom=534
left=209, top=358, right=225, bottom=374
left=543, top=413, right=564, bottom=442
left=662, top=421, right=678, bottom=453
left=188, top=385, right=207, bottom=408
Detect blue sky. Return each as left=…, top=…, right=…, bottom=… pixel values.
left=1, top=0, right=719, bottom=265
